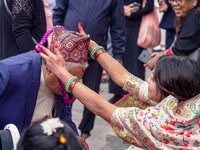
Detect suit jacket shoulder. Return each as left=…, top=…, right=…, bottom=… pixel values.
left=0, top=53, right=41, bottom=133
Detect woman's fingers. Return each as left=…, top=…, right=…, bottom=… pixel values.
left=130, top=6, right=139, bottom=13
left=54, top=45, right=66, bottom=66
left=127, top=3, right=134, bottom=7
left=39, top=45, right=53, bottom=56
left=40, top=52, right=48, bottom=60
left=78, top=23, right=86, bottom=35
left=151, top=52, right=157, bottom=57
left=54, top=45, right=61, bottom=58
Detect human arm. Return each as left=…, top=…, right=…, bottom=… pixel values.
left=124, top=4, right=140, bottom=17
left=0, top=63, right=10, bottom=98
left=144, top=51, right=167, bottom=70
left=11, top=0, right=37, bottom=53
left=171, top=11, right=200, bottom=56
left=40, top=45, right=117, bottom=122
left=129, top=0, right=154, bottom=19
left=77, top=23, right=128, bottom=87
left=145, top=11, right=200, bottom=70
left=109, top=0, right=125, bottom=61
left=53, top=0, right=68, bottom=26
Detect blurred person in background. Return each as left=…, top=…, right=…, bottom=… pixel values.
left=158, top=0, right=176, bottom=49
left=0, top=0, right=47, bottom=60
left=146, top=0, right=200, bottom=70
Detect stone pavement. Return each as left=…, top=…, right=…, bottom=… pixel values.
left=71, top=68, right=153, bottom=150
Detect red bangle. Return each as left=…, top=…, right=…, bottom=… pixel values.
left=68, top=78, right=80, bottom=93
left=93, top=48, right=106, bottom=60
left=166, top=48, right=174, bottom=56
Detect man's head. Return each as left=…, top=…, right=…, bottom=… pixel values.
left=42, top=59, right=87, bottom=95
left=39, top=26, right=90, bottom=94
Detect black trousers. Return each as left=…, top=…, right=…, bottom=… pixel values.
left=78, top=59, right=103, bottom=135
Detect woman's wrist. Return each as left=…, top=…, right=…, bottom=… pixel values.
left=160, top=50, right=167, bottom=57
left=65, top=76, right=80, bottom=93
left=57, top=68, right=73, bottom=85
left=90, top=46, right=106, bottom=60
left=88, top=41, right=99, bottom=53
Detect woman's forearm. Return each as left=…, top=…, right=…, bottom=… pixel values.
left=72, top=82, right=117, bottom=122
left=40, top=45, right=118, bottom=122
left=57, top=69, right=117, bottom=122
left=96, top=53, right=129, bottom=87
left=88, top=40, right=129, bottom=87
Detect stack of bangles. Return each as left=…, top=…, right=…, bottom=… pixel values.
left=90, top=46, right=106, bottom=60
left=65, top=76, right=80, bottom=93
left=65, top=46, right=106, bottom=93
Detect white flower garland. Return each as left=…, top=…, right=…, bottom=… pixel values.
left=40, top=118, right=64, bottom=136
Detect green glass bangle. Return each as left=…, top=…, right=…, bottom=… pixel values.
left=65, top=76, right=78, bottom=93
left=90, top=46, right=104, bottom=59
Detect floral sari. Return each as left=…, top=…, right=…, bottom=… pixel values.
left=110, top=74, right=200, bottom=149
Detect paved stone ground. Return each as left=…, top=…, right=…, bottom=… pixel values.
left=72, top=67, right=153, bottom=150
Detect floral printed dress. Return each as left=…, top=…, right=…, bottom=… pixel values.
left=110, top=74, right=200, bottom=149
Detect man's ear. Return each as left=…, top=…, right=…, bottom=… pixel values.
left=46, top=66, right=52, bottom=75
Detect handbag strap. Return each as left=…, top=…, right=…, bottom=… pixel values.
left=3, top=0, right=38, bottom=45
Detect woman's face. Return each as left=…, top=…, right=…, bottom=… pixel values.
left=171, top=0, right=197, bottom=17
left=147, top=75, right=163, bottom=103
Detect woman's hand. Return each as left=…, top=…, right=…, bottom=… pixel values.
left=39, top=45, right=66, bottom=76
left=158, top=0, right=168, bottom=12
left=144, top=52, right=161, bottom=70
left=78, top=23, right=98, bottom=53
left=124, top=4, right=139, bottom=17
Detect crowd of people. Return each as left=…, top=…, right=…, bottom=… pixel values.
left=0, top=0, right=200, bottom=149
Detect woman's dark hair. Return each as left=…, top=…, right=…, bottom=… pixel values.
left=17, top=119, right=83, bottom=150
left=154, top=55, right=200, bottom=102
left=174, top=0, right=200, bottom=36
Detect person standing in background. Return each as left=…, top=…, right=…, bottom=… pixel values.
left=108, top=0, right=154, bottom=104
left=146, top=0, right=200, bottom=70
left=0, top=0, right=47, bottom=60
left=53, top=0, right=125, bottom=139
left=158, top=0, right=176, bottom=49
